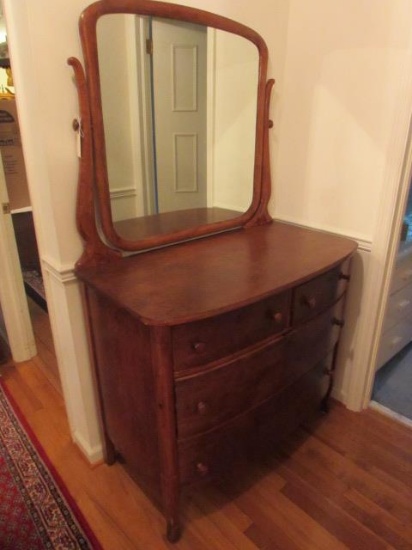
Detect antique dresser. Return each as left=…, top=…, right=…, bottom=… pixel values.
left=69, top=0, right=357, bottom=541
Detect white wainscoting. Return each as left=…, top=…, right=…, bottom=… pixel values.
left=110, top=186, right=138, bottom=223
left=41, top=256, right=103, bottom=464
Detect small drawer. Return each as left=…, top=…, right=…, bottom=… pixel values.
left=175, top=301, right=343, bottom=439
left=292, top=265, right=347, bottom=325
left=172, top=291, right=291, bottom=372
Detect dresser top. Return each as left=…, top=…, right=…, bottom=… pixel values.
left=76, top=221, right=357, bottom=326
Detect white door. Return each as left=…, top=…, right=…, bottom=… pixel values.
left=0, top=155, right=36, bottom=362
left=151, top=18, right=207, bottom=213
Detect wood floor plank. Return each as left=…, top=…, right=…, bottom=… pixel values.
left=220, top=467, right=347, bottom=550
left=304, top=408, right=412, bottom=491
left=276, top=426, right=412, bottom=526
left=343, top=488, right=412, bottom=550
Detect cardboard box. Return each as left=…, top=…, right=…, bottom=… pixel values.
left=0, top=98, right=30, bottom=211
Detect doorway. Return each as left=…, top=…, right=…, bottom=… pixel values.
left=371, top=181, right=412, bottom=423
left=367, top=110, right=412, bottom=424
left=0, top=6, right=60, bottom=392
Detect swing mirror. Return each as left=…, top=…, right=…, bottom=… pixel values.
left=77, top=0, right=272, bottom=252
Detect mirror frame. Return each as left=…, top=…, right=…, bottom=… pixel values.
left=70, top=0, right=274, bottom=262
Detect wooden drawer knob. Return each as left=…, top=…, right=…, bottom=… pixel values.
left=191, top=341, right=206, bottom=353
left=196, top=462, right=209, bottom=477
left=339, top=272, right=350, bottom=281
left=271, top=311, right=283, bottom=324
left=197, top=401, right=208, bottom=415
left=332, top=318, right=345, bottom=327
left=301, top=296, right=317, bottom=309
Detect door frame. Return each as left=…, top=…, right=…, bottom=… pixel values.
left=346, top=64, right=412, bottom=412
left=361, top=115, right=412, bottom=408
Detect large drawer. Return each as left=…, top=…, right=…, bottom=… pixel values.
left=175, top=302, right=343, bottom=439
left=172, top=291, right=291, bottom=372
left=292, top=263, right=349, bottom=325
left=177, top=358, right=331, bottom=486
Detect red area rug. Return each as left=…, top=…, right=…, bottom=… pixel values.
left=0, top=380, right=102, bottom=549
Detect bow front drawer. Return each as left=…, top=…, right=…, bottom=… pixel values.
left=175, top=300, right=344, bottom=439
left=172, top=291, right=291, bottom=372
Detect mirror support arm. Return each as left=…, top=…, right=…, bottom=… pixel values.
left=68, top=56, right=121, bottom=268
left=245, top=78, right=275, bottom=228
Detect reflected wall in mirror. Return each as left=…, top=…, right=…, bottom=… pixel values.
left=72, top=0, right=273, bottom=255
left=97, top=14, right=258, bottom=230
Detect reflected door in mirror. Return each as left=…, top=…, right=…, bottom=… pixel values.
left=97, top=15, right=258, bottom=233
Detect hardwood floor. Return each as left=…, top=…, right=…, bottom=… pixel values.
left=0, top=352, right=411, bottom=549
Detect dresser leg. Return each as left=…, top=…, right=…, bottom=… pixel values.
left=166, top=519, right=181, bottom=543
left=321, top=342, right=340, bottom=414
left=104, top=436, right=117, bottom=465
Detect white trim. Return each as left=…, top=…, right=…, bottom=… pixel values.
left=38, top=255, right=104, bottom=464
left=369, top=401, right=412, bottom=430
left=43, top=268, right=104, bottom=465
left=41, top=256, right=76, bottom=284
left=345, top=59, right=412, bottom=412
left=356, top=116, right=412, bottom=411
left=10, top=206, right=33, bottom=214
left=274, top=215, right=372, bottom=250
left=135, top=16, right=156, bottom=215
left=109, top=186, right=137, bottom=201
left=72, top=430, right=103, bottom=465
left=206, top=27, right=216, bottom=208
left=274, top=215, right=372, bottom=251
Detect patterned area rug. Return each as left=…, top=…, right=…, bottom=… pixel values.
left=0, top=381, right=102, bottom=549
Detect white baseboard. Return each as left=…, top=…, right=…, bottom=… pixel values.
left=369, top=400, right=412, bottom=429
left=73, top=430, right=104, bottom=465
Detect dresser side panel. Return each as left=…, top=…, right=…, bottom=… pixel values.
left=86, top=287, right=162, bottom=501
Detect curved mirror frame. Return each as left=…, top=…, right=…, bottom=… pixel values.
left=77, top=0, right=272, bottom=252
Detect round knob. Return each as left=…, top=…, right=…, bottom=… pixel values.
left=339, top=272, right=350, bottom=281
left=271, top=311, right=283, bottom=324
left=197, top=401, right=208, bottom=415
left=332, top=317, right=345, bottom=327
left=191, top=341, right=206, bottom=353
left=302, top=296, right=317, bottom=309
left=196, top=462, right=209, bottom=477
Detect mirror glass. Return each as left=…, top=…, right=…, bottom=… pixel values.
left=96, top=14, right=259, bottom=241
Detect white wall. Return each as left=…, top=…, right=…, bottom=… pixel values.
left=210, top=30, right=258, bottom=212
left=274, top=0, right=412, bottom=242
left=3, top=0, right=412, bottom=460
left=97, top=14, right=144, bottom=222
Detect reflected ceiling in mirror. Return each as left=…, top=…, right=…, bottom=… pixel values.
left=77, top=0, right=271, bottom=252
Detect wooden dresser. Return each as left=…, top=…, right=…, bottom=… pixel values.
left=70, top=2, right=358, bottom=540
left=77, top=221, right=356, bottom=541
